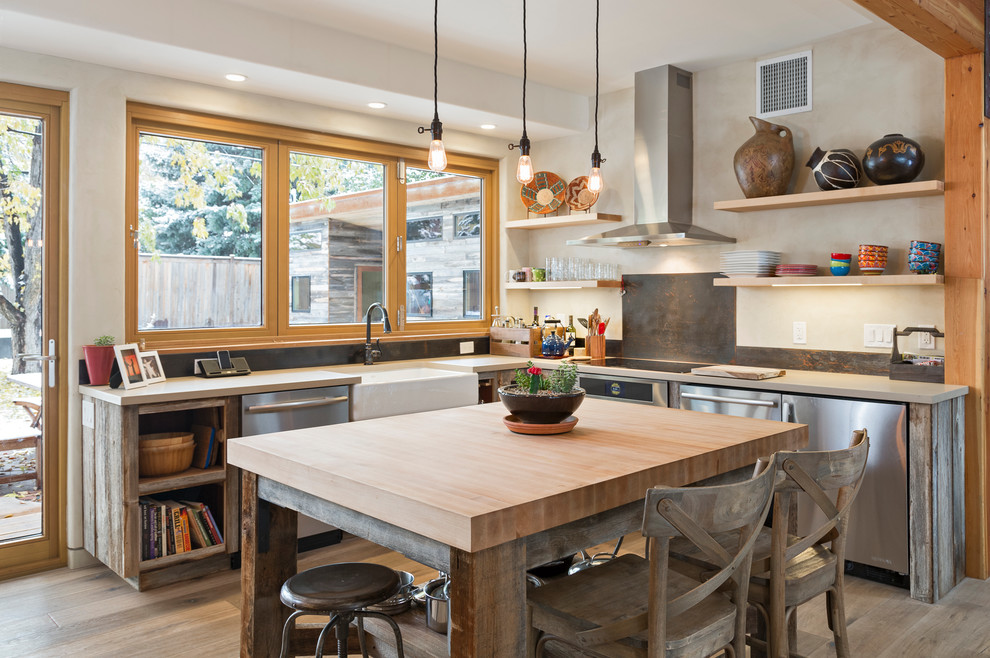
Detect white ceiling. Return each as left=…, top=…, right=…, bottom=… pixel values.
left=0, top=0, right=878, bottom=138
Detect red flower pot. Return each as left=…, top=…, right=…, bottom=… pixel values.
left=83, top=345, right=116, bottom=386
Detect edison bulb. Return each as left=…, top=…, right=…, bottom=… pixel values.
left=587, top=166, right=604, bottom=193
left=516, top=155, right=534, bottom=184
left=428, top=139, right=447, bottom=172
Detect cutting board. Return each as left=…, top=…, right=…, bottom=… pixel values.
left=690, top=365, right=785, bottom=380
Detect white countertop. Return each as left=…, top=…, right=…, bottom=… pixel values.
left=78, top=353, right=967, bottom=406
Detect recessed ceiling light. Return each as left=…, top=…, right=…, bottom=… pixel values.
left=367, top=102, right=387, bottom=109
left=480, top=124, right=497, bottom=130
left=225, top=73, right=247, bottom=82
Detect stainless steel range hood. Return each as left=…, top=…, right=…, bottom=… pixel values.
left=568, top=65, right=735, bottom=248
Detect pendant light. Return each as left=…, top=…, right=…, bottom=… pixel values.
left=508, top=0, right=534, bottom=184
left=418, top=0, right=447, bottom=171
left=587, top=0, right=605, bottom=192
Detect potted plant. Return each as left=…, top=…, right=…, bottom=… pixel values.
left=498, top=361, right=585, bottom=425
left=83, top=335, right=116, bottom=386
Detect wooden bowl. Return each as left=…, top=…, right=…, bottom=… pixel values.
left=139, top=439, right=195, bottom=477
left=139, top=432, right=194, bottom=447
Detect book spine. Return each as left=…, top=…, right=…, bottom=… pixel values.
left=159, top=503, right=168, bottom=556
left=148, top=505, right=157, bottom=559
left=188, top=507, right=210, bottom=548
left=170, top=506, right=184, bottom=553
left=179, top=508, right=192, bottom=552
left=165, top=506, right=174, bottom=556
left=140, top=502, right=149, bottom=561
left=202, top=505, right=224, bottom=545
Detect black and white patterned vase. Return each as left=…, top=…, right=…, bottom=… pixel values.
left=806, top=147, right=862, bottom=191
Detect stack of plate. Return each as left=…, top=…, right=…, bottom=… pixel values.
left=719, top=251, right=781, bottom=277
left=775, top=264, right=818, bottom=277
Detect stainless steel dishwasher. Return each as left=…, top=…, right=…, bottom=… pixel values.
left=680, top=383, right=909, bottom=583
left=241, top=385, right=349, bottom=543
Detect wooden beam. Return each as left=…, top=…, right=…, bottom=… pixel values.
left=943, top=51, right=988, bottom=579
left=849, top=0, right=983, bottom=57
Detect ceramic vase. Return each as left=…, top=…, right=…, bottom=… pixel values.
left=806, top=147, right=862, bottom=190
left=733, top=116, right=795, bottom=198
left=862, top=133, right=925, bottom=185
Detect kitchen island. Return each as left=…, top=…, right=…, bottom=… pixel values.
left=229, top=397, right=807, bottom=657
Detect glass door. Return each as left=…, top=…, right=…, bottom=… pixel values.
left=0, top=84, right=66, bottom=574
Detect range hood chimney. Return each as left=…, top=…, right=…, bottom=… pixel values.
left=568, top=65, right=735, bottom=247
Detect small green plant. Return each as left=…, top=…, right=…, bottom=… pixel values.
left=93, top=335, right=115, bottom=346
left=513, top=360, right=579, bottom=394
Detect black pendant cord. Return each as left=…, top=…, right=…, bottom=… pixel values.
left=593, top=0, right=599, bottom=152
left=521, top=0, right=528, bottom=140
left=432, top=0, right=439, bottom=123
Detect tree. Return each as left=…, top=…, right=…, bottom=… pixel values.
left=0, top=114, right=43, bottom=375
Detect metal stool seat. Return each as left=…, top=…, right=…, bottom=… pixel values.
left=279, top=562, right=405, bottom=658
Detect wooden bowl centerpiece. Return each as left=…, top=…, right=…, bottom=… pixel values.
left=499, top=361, right=584, bottom=431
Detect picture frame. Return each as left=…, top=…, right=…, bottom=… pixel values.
left=114, top=343, right=148, bottom=389
left=138, top=350, right=166, bottom=384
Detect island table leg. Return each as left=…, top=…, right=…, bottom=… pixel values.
left=240, top=471, right=299, bottom=657
left=448, top=539, right=526, bottom=657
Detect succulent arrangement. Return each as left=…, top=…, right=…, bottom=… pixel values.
left=93, top=335, right=116, bottom=346
left=512, top=360, right=580, bottom=395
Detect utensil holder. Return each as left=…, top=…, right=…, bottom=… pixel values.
left=587, top=335, right=606, bottom=359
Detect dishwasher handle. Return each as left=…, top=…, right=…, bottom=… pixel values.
left=245, top=396, right=349, bottom=413
left=681, top=392, right=778, bottom=408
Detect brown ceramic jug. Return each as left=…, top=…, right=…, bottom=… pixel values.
left=733, top=116, right=794, bottom=198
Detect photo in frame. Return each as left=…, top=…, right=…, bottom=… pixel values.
left=114, top=343, right=148, bottom=389
left=138, top=350, right=166, bottom=384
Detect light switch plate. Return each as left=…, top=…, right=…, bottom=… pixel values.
left=792, top=321, right=807, bottom=345
left=459, top=341, right=474, bottom=354
left=864, top=323, right=896, bottom=348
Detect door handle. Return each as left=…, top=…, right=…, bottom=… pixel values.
left=17, top=339, right=56, bottom=388
left=245, top=396, right=349, bottom=413
left=681, top=392, right=778, bottom=407
left=16, top=354, right=55, bottom=361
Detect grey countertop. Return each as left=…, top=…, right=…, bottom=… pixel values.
left=79, top=353, right=967, bottom=406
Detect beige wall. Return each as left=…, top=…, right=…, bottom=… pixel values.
left=512, top=24, right=946, bottom=354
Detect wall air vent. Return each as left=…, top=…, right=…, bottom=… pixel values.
left=756, top=50, right=812, bottom=118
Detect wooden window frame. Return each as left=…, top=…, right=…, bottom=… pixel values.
left=125, top=103, right=499, bottom=350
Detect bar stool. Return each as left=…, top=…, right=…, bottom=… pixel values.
left=279, top=562, right=405, bottom=658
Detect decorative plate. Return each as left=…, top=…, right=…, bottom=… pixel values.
left=564, top=176, right=600, bottom=211
left=521, top=171, right=566, bottom=214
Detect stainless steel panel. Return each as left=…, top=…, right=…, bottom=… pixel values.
left=241, top=385, right=349, bottom=436
left=784, top=394, right=909, bottom=574
left=580, top=375, right=668, bottom=406
left=241, top=385, right=349, bottom=538
left=679, top=384, right=782, bottom=421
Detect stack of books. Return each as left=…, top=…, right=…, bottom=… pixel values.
left=139, top=498, right=224, bottom=560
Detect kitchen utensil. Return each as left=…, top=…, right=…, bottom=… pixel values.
left=424, top=577, right=450, bottom=634
left=577, top=317, right=588, bottom=330
left=366, top=570, right=415, bottom=614
left=520, top=171, right=566, bottom=214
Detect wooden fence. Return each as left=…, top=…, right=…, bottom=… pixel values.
left=138, top=253, right=262, bottom=329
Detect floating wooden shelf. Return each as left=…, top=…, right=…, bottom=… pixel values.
left=713, top=180, right=944, bottom=212
left=505, top=213, right=622, bottom=229
left=138, top=465, right=226, bottom=495
left=714, top=274, right=943, bottom=287
left=505, top=280, right=622, bottom=290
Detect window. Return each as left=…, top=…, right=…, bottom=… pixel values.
left=126, top=104, right=497, bottom=347
left=407, top=273, right=433, bottom=317
left=463, top=270, right=481, bottom=318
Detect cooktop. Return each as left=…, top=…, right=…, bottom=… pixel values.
left=586, top=357, right=707, bottom=374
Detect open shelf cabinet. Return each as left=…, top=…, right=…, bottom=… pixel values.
left=505, top=280, right=621, bottom=290
left=505, top=213, right=621, bottom=229
left=714, top=274, right=943, bottom=287
left=713, top=180, right=943, bottom=212
left=82, top=395, right=240, bottom=590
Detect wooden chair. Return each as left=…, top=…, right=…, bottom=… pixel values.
left=14, top=397, right=42, bottom=429
left=0, top=426, right=42, bottom=489
left=673, top=430, right=869, bottom=658
left=527, top=455, right=778, bottom=658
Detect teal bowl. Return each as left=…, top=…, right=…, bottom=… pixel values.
left=830, top=265, right=850, bottom=276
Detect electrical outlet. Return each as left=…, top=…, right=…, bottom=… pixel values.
left=864, top=323, right=896, bottom=348
left=918, top=324, right=936, bottom=350
left=82, top=399, right=95, bottom=429
left=459, top=341, right=474, bottom=355
left=792, top=321, right=807, bottom=345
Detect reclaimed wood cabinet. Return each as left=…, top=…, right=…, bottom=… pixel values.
left=81, top=394, right=240, bottom=590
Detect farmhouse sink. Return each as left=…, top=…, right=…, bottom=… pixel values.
left=334, top=365, right=479, bottom=421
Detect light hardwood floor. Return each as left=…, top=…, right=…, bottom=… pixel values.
left=2, top=533, right=989, bottom=657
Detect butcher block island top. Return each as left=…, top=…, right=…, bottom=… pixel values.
left=228, top=398, right=806, bottom=553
